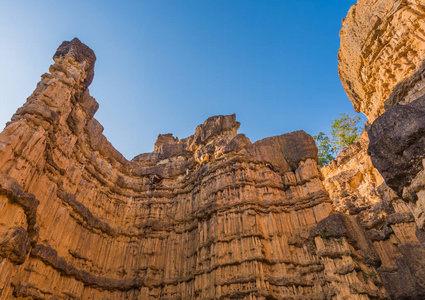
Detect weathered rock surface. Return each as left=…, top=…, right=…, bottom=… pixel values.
left=321, top=130, right=425, bottom=300
left=368, top=94, right=425, bottom=198
left=331, top=2, right=425, bottom=299
left=5, top=12, right=425, bottom=296
left=339, top=0, right=425, bottom=122
left=368, top=86, right=425, bottom=238
left=0, top=39, right=392, bottom=299
left=322, top=132, right=385, bottom=221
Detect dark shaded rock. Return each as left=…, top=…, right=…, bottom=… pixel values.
left=54, top=38, right=96, bottom=88
left=310, top=213, right=347, bottom=238
left=379, top=243, right=425, bottom=299
left=399, top=243, right=425, bottom=292
left=311, top=213, right=380, bottom=266
left=367, top=225, right=393, bottom=242
left=0, top=170, right=25, bottom=197
left=386, top=213, right=415, bottom=225
left=379, top=258, right=419, bottom=300
left=79, top=89, right=99, bottom=120
left=416, top=228, right=425, bottom=248
left=0, top=226, right=31, bottom=264
left=368, top=95, right=425, bottom=196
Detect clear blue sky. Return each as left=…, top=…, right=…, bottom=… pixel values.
left=0, top=0, right=361, bottom=159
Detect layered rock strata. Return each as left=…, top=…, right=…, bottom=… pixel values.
left=365, top=71, right=425, bottom=300
left=327, top=1, right=425, bottom=298
left=0, top=39, right=390, bottom=299
left=321, top=132, right=384, bottom=221
left=321, top=131, right=424, bottom=299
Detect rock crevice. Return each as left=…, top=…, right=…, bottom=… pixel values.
left=0, top=39, right=383, bottom=299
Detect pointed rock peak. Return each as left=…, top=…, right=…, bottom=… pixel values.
left=154, top=134, right=178, bottom=152
left=199, top=114, right=239, bottom=133
left=190, top=114, right=240, bottom=147
left=53, top=38, right=96, bottom=88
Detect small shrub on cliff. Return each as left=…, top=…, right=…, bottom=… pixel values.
left=313, top=132, right=335, bottom=167
left=330, top=113, right=362, bottom=154
left=314, top=113, right=363, bottom=167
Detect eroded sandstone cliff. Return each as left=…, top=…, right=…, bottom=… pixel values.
left=325, top=1, right=425, bottom=298
left=339, top=0, right=425, bottom=122
left=321, top=131, right=424, bottom=299
left=0, top=39, right=391, bottom=299
left=4, top=1, right=425, bottom=296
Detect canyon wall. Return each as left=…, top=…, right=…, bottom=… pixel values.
left=325, top=0, right=425, bottom=298
left=321, top=131, right=425, bottom=299
left=0, top=39, right=390, bottom=299
left=2, top=1, right=425, bottom=298
left=338, top=0, right=425, bottom=122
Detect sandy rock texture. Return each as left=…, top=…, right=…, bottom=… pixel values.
left=339, top=0, right=425, bottom=122
left=322, top=130, right=425, bottom=299
left=327, top=1, right=425, bottom=298
left=368, top=87, right=425, bottom=242
left=0, top=39, right=390, bottom=299
left=321, top=132, right=384, bottom=220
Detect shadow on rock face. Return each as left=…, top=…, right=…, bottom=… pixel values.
left=368, top=95, right=425, bottom=197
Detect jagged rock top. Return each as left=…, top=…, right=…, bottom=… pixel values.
left=0, top=38, right=342, bottom=299
left=38, top=38, right=319, bottom=177
left=54, top=37, right=96, bottom=88
left=134, top=113, right=317, bottom=174
left=4, top=36, right=423, bottom=299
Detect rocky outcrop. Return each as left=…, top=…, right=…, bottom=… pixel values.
left=338, top=0, right=425, bottom=237
left=5, top=4, right=425, bottom=295
left=321, top=130, right=425, bottom=299
left=338, top=0, right=425, bottom=122
left=330, top=1, right=425, bottom=299
left=321, top=132, right=384, bottom=220
left=368, top=94, right=425, bottom=199
left=368, top=86, right=425, bottom=241
left=0, top=38, right=391, bottom=299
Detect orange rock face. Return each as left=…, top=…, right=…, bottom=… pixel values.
left=338, top=0, right=425, bottom=122
left=321, top=131, right=425, bottom=299
left=0, top=39, right=391, bottom=299
left=330, top=1, right=425, bottom=298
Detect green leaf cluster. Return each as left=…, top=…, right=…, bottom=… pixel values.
left=313, top=113, right=363, bottom=167
left=313, top=132, right=335, bottom=168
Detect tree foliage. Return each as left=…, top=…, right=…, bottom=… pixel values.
left=313, top=132, right=335, bottom=167
left=313, top=113, right=363, bottom=167
left=330, top=113, right=362, bottom=155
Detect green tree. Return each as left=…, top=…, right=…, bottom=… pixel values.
left=330, top=113, right=362, bottom=156
left=313, top=132, right=335, bottom=167
left=314, top=113, right=363, bottom=167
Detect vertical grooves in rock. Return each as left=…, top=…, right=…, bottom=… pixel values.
left=0, top=38, right=390, bottom=299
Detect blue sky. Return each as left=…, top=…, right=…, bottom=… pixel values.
left=0, top=0, right=360, bottom=159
